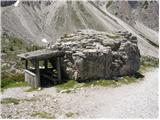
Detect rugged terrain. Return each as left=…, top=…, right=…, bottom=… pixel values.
left=1, top=0, right=159, bottom=57
left=1, top=0, right=159, bottom=119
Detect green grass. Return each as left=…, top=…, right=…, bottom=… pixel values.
left=1, top=98, right=20, bottom=105
left=65, top=112, right=75, bottom=118
left=139, top=56, right=159, bottom=73
left=1, top=72, right=28, bottom=91
left=106, top=1, right=113, bottom=8
left=31, top=112, right=55, bottom=119
left=56, top=80, right=76, bottom=90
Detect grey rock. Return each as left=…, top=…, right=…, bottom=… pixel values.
left=50, top=30, right=140, bottom=81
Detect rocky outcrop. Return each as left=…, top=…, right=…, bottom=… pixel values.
left=49, top=30, right=140, bottom=81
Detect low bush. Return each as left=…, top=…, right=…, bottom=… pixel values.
left=1, top=98, right=20, bottom=105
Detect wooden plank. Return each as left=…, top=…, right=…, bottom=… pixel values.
left=25, top=70, right=36, bottom=87
left=34, top=60, right=41, bottom=88
left=44, top=60, right=48, bottom=69
left=17, top=49, right=65, bottom=60
left=57, top=57, right=62, bottom=81
left=25, top=70, right=36, bottom=77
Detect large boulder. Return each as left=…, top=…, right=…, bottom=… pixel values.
left=49, top=30, right=140, bottom=81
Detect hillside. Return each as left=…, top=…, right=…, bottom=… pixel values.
left=105, top=1, right=159, bottom=32
left=1, top=0, right=159, bottom=58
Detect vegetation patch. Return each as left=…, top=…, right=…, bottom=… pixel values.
left=56, top=80, right=76, bottom=91
left=31, top=112, right=55, bottom=119
left=139, top=56, right=159, bottom=73
left=1, top=72, right=28, bottom=91
left=65, top=112, right=75, bottom=118
left=1, top=98, right=20, bottom=105
left=106, top=1, right=113, bottom=8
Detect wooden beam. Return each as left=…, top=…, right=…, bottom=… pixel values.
left=17, top=49, right=65, bottom=60
left=25, top=60, right=28, bottom=69
left=44, top=60, right=48, bottom=69
left=34, top=60, right=40, bottom=88
left=57, top=57, right=62, bottom=81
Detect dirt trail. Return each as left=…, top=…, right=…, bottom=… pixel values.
left=1, top=68, right=158, bottom=118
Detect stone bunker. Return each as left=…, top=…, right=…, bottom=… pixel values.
left=49, top=30, right=140, bottom=81
left=18, top=30, right=140, bottom=87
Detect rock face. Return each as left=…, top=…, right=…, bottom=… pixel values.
left=49, top=30, right=140, bottom=81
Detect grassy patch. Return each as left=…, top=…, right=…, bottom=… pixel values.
left=1, top=98, right=20, bottom=105
left=56, top=80, right=76, bottom=90
left=31, top=112, right=55, bottom=119
left=1, top=72, right=28, bottom=91
left=65, top=112, right=75, bottom=118
left=119, top=76, right=138, bottom=84
left=139, top=56, right=159, bottom=73
left=106, top=1, right=113, bottom=8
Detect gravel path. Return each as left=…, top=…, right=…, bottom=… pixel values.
left=1, top=68, right=159, bottom=118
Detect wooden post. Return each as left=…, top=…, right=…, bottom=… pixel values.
left=44, top=60, right=48, bottom=69
left=25, top=60, right=28, bottom=69
left=34, top=60, right=40, bottom=88
left=57, top=57, right=62, bottom=81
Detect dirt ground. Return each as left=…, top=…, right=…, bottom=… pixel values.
left=1, top=68, right=158, bottom=119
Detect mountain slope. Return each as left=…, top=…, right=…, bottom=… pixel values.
left=105, top=0, right=159, bottom=32
left=2, top=1, right=123, bottom=44
left=1, top=0, right=158, bottom=58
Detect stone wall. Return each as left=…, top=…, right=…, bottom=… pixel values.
left=49, top=30, right=140, bottom=81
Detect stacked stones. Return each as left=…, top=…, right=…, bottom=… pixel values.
left=49, top=30, right=140, bottom=81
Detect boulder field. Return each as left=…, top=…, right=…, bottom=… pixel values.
left=49, top=30, right=140, bottom=81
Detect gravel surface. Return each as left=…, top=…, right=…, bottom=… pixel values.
left=1, top=68, right=159, bottom=118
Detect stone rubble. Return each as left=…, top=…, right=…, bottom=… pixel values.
left=49, top=30, right=140, bottom=81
